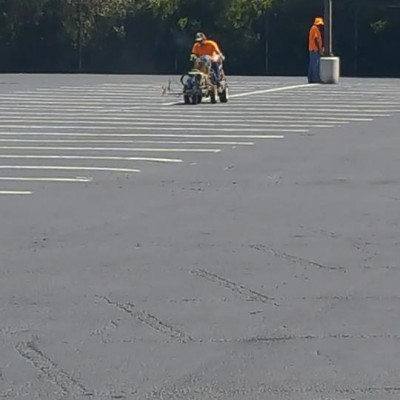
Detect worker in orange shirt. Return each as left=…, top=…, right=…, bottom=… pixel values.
left=308, top=17, right=324, bottom=83
left=191, top=32, right=225, bottom=85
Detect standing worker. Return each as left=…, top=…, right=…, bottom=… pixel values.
left=308, top=17, right=324, bottom=83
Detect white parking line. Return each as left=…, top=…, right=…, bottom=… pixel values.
left=0, top=190, right=33, bottom=195
left=0, top=105, right=130, bottom=111
left=0, top=139, right=254, bottom=146
left=0, top=155, right=183, bottom=163
left=0, top=119, right=334, bottom=128
left=0, top=111, right=371, bottom=121
left=291, top=89, right=400, bottom=95
left=0, top=166, right=141, bottom=173
left=0, top=146, right=222, bottom=153
left=232, top=101, right=400, bottom=109
left=0, top=125, right=306, bottom=133
left=34, top=108, right=383, bottom=118
left=0, top=94, right=161, bottom=101
left=18, top=88, right=163, bottom=93
left=0, top=105, right=390, bottom=118
left=99, top=83, right=164, bottom=88
left=0, top=177, right=93, bottom=182
left=0, top=132, right=284, bottom=139
left=20, top=88, right=159, bottom=93
left=208, top=105, right=400, bottom=113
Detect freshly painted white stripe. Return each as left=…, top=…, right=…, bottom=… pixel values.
left=0, top=190, right=33, bottom=195
left=0, top=139, right=254, bottom=146
left=0, top=125, right=306, bottom=133
left=0, top=177, right=92, bottom=182
left=0, top=166, right=140, bottom=173
left=162, top=83, right=318, bottom=105
left=0, top=155, right=182, bottom=163
left=229, top=84, right=320, bottom=98
left=0, top=146, right=221, bottom=153
left=0, top=119, right=333, bottom=128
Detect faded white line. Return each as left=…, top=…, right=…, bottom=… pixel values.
left=233, top=102, right=400, bottom=109
left=0, top=125, right=306, bottom=133
left=0, top=177, right=92, bottom=182
left=0, top=139, right=254, bottom=146
left=0, top=190, right=33, bottom=195
left=109, top=107, right=391, bottom=116
left=0, top=105, right=125, bottom=111
left=0, top=155, right=182, bottom=163
left=37, top=86, right=162, bottom=91
left=0, top=146, right=221, bottom=153
left=285, top=90, right=400, bottom=95
left=0, top=111, right=374, bottom=122
left=0, top=94, right=161, bottom=101
left=0, top=166, right=140, bottom=173
left=0, top=98, right=160, bottom=105
left=202, top=105, right=400, bottom=113
left=68, top=83, right=161, bottom=88
left=13, top=107, right=379, bottom=118
left=0, top=119, right=333, bottom=128
left=0, top=105, right=390, bottom=117
left=16, top=88, right=162, bottom=93
left=0, top=132, right=284, bottom=139
left=234, top=100, right=400, bottom=106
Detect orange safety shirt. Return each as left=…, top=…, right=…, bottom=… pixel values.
left=192, top=40, right=221, bottom=57
left=309, top=25, right=322, bottom=52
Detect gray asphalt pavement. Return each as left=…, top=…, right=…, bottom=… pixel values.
left=1, top=74, right=400, bottom=400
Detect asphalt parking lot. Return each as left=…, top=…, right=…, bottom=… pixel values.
left=1, top=74, right=400, bottom=399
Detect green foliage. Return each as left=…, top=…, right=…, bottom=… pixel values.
left=0, top=0, right=399, bottom=76
left=370, top=19, right=388, bottom=34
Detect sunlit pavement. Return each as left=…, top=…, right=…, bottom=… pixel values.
left=1, top=74, right=400, bottom=399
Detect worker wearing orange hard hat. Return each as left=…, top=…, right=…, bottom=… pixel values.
left=308, top=17, right=324, bottom=83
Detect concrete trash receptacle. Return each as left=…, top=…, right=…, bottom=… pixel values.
left=320, top=57, right=340, bottom=84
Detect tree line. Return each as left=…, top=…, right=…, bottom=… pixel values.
left=0, top=0, right=399, bottom=77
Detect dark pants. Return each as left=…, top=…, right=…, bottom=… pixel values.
left=308, top=51, right=321, bottom=83
left=211, top=61, right=221, bottom=83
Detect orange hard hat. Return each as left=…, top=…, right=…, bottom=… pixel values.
left=314, top=17, right=324, bottom=26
